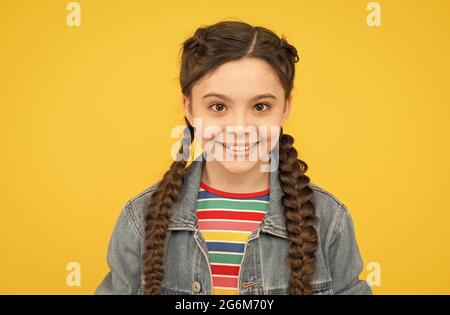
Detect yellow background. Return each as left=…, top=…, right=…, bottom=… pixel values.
left=1, top=0, right=449, bottom=294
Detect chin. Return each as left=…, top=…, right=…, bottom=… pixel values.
left=218, top=159, right=261, bottom=174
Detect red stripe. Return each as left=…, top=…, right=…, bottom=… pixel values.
left=211, top=264, right=240, bottom=276
left=198, top=220, right=260, bottom=231
left=200, top=181, right=269, bottom=198
left=197, top=210, right=265, bottom=221
left=212, top=276, right=238, bottom=288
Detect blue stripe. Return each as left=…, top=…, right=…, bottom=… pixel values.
left=198, top=190, right=269, bottom=202
left=206, top=241, right=245, bottom=253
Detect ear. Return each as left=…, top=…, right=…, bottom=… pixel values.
left=182, top=94, right=194, bottom=125
left=281, top=94, right=292, bottom=125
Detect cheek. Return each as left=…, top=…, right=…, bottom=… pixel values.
left=259, top=135, right=275, bottom=154
left=195, top=123, right=224, bottom=149
left=258, top=112, right=285, bottom=126
left=259, top=125, right=281, bottom=153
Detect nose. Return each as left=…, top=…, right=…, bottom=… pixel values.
left=226, top=108, right=249, bottom=129
left=223, top=110, right=258, bottom=143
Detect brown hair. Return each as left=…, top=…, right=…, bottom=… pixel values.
left=143, top=20, right=318, bottom=295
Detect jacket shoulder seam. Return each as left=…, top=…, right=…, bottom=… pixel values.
left=124, top=201, right=142, bottom=241
left=310, top=185, right=348, bottom=213
left=310, top=184, right=348, bottom=245
left=127, top=182, right=160, bottom=205
left=124, top=182, right=160, bottom=241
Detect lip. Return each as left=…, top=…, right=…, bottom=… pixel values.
left=217, top=141, right=260, bottom=147
left=216, top=141, right=261, bottom=158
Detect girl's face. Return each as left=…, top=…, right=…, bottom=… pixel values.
left=183, top=57, right=291, bottom=174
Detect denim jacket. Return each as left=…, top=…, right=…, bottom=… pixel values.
left=95, top=154, right=372, bottom=295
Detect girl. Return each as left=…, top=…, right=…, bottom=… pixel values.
left=95, top=20, right=372, bottom=295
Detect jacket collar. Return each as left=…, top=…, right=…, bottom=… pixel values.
left=168, top=152, right=289, bottom=240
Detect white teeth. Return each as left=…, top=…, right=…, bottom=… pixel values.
left=229, top=145, right=247, bottom=151
left=223, top=142, right=258, bottom=152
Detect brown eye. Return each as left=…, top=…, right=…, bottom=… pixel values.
left=254, top=103, right=271, bottom=112
left=209, top=103, right=226, bottom=112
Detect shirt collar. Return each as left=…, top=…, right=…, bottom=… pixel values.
left=168, top=152, right=289, bottom=240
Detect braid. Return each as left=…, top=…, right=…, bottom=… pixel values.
left=142, top=125, right=194, bottom=294
left=278, top=129, right=319, bottom=294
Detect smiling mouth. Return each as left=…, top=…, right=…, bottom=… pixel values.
left=217, top=141, right=260, bottom=152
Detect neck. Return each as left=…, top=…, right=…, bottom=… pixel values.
left=201, top=160, right=270, bottom=193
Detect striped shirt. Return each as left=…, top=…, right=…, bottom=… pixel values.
left=196, top=181, right=270, bottom=295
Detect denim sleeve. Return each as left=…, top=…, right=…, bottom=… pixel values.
left=328, top=207, right=373, bottom=295
left=95, top=201, right=142, bottom=295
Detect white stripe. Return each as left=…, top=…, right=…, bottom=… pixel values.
left=211, top=262, right=241, bottom=267
left=199, top=219, right=261, bottom=224
left=206, top=240, right=246, bottom=244
left=209, top=251, right=243, bottom=255
left=213, top=286, right=239, bottom=290
left=198, top=197, right=269, bottom=203
left=202, top=230, right=252, bottom=234
left=196, top=208, right=266, bottom=213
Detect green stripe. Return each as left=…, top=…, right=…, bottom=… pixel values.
left=208, top=253, right=244, bottom=264
left=197, top=199, right=268, bottom=211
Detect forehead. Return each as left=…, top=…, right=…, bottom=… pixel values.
left=192, top=57, right=284, bottom=101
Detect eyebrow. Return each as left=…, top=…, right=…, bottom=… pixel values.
left=202, top=92, right=277, bottom=102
